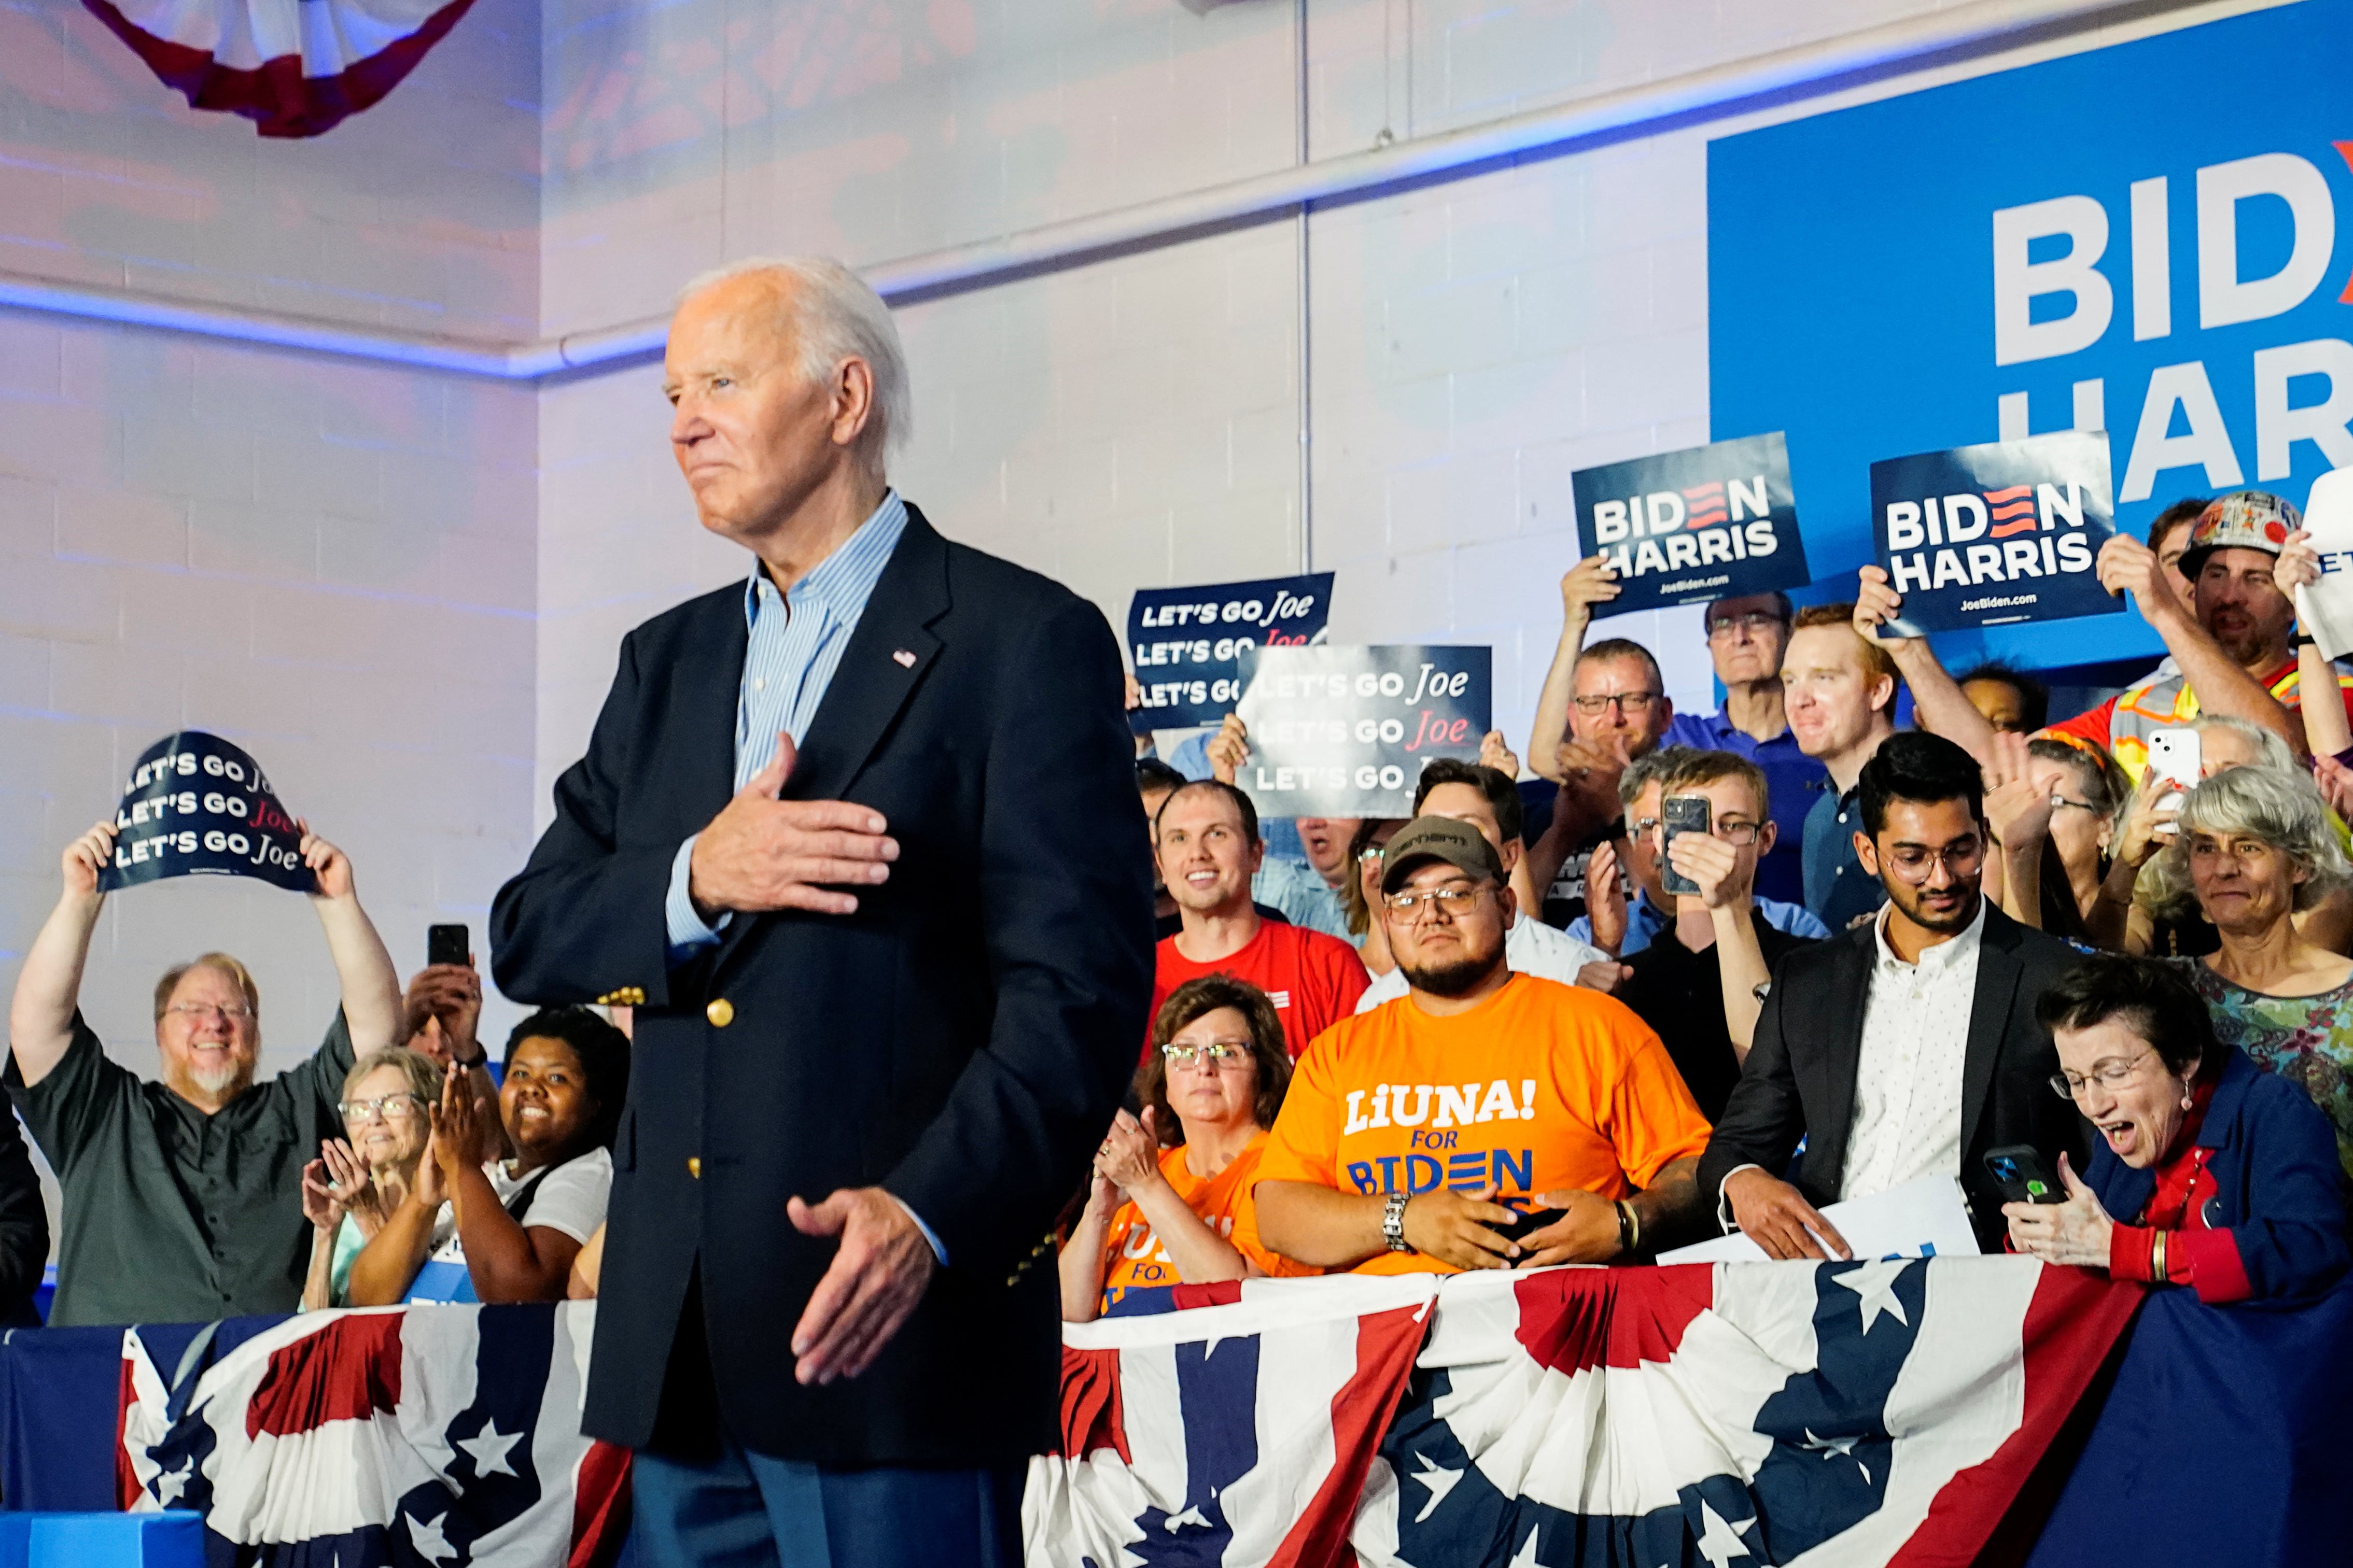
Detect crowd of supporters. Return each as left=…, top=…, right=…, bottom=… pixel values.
left=0, top=489, right=2347, bottom=1334
left=1071, top=487, right=2351, bottom=1314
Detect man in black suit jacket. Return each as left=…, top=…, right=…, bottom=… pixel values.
left=491, top=259, right=1153, bottom=1565
left=1698, top=732, right=2085, bottom=1256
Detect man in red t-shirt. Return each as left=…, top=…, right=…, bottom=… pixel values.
left=1149, top=781, right=1368, bottom=1061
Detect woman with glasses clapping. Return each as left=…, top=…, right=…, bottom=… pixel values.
left=1059, top=976, right=1318, bottom=1321
left=2005, top=954, right=2345, bottom=1304
left=299, top=1047, right=441, bottom=1310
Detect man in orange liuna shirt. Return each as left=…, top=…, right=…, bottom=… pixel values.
left=1255, top=815, right=1711, bottom=1274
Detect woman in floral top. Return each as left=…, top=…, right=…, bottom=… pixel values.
left=2163, top=766, right=2353, bottom=1177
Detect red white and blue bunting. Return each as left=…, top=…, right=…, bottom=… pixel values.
left=81, top=0, right=475, bottom=138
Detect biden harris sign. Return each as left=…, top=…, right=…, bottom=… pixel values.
left=1710, top=0, right=2353, bottom=670
left=1871, top=431, right=2120, bottom=634
left=1573, top=433, right=1809, bottom=613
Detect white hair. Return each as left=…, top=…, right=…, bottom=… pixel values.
left=2189, top=713, right=2298, bottom=775
left=2140, top=757, right=2353, bottom=919
left=677, top=256, right=911, bottom=465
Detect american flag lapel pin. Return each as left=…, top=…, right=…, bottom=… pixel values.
left=892, top=648, right=918, bottom=668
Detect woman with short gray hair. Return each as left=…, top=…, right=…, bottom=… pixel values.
left=2163, top=764, right=2353, bottom=1177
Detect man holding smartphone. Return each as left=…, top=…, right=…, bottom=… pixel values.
left=1614, top=752, right=1818, bottom=1122
left=1698, top=733, right=2087, bottom=1256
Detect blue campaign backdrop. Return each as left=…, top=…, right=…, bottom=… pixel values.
left=1710, top=0, right=2353, bottom=675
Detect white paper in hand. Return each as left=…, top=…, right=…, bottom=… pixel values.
left=1657, top=1172, right=1982, bottom=1264
left=2293, top=468, right=2353, bottom=662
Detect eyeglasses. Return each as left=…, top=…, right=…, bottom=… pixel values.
left=1384, top=884, right=1490, bottom=919
left=1571, top=692, right=1662, bottom=716
left=2049, top=1049, right=2156, bottom=1100
left=1706, top=612, right=1787, bottom=640
left=2187, top=836, right=2278, bottom=866
left=2050, top=797, right=2105, bottom=816
left=1880, top=837, right=1986, bottom=882
left=338, top=1092, right=427, bottom=1123
left=1358, top=844, right=1390, bottom=865
left=1162, top=1040, right=1250, bottom=1068
left=165, top=1002, right=254, bottom=1023
left=1634, top=816, right=1761, bottom=845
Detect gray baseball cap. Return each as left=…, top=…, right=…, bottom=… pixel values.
left=1379, top=814, right=1505, bottom=895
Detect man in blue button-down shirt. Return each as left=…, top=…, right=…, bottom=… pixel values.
left=493, top=258, right=1151, bottom=1567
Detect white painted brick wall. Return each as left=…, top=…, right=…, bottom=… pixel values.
left=2, top=0, right=539, bottom=340
left=5, top=0, right=2274, bottom=1174
left=0, top=312, right=538, bottom=1087
left=540, top=0, right=2154, bottom=787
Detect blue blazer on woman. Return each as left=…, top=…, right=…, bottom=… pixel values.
left=2086, top=1046, right=2349, bottom=1305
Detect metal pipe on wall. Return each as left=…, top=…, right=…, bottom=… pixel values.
left=0, top=0, right=2190, bottom=381
left=1296, top=0, right=1315, bottom=575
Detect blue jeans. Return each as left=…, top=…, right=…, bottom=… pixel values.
left=628, top=1433, right=1025, bottom=1568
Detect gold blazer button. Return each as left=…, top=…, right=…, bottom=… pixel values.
left=706, top=998, right=735, bottom=1028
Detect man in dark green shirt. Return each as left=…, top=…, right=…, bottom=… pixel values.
left=5, top=818, right=402, bottom=1326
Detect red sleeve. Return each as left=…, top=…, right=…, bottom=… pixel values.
left=2044, top=694, right=2117, bottom=747
left=2108, top=1221, right=2158, bottom=1283
left=2176, top=1226, right=2254, bottom=1304
left=1142, top=949, right=1176, bottom=1067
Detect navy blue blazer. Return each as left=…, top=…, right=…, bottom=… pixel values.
left=2087, top=1046, right=2350, bottom=1306
left=491, top=508, right=1155, bottom=1465
left=1697, top=900, right=2088, bottom=1250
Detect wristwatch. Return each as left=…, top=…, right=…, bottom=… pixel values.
left=1382, top=1191, right=1414, bottom=1253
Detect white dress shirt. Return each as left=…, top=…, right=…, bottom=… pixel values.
left=1353, top=912, right=1609, bottom=1011
left=1840, top=898, right=1986, bottom=1200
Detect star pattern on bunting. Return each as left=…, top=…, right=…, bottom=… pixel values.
left=1833, top=1256, right=1912, bottom=1334
left=1803, top=1428, right=1872, bottom=1485
left=405, top=1508, right=458, bottom=1566
left=456, top=1416, right=522, bottom=1479
left=1694, top=1500, right=1759, bottom=1567
left=1407, top=1451, right=1464, bottom=1523
left=152, top=1457, right=193, bottom=1508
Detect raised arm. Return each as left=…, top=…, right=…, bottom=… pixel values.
left=1854, top=568, right=1996, bottom=765
left=429, top=1069, right=582, bottom=1304
left=301, top=829, right=402, bottom=1054
left=1531, top=559, right=1621, bottom=782
left=7, top=822, right=115, bottom=1090
left=1981, top=732, right=2056, bottom=929
left=344, top=1140, right=446, bottom=1307
left=2276, top=530, right=2351, bottom=758
left=1666, top=830, right=1773, bottom=1058
left=2098, top=533, right=2304, bottom=758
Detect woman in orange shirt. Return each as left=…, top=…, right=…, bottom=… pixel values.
left=1060, top=975, right=1315, bottom=1321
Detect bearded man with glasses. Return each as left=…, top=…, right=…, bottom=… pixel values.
left=1699, top=732, right=2089, bottom=1257
left=1254, top=815, right=1711, bottom=1275
left=7, top=818, right=403, bottom=1325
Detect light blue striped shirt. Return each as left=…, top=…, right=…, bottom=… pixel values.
left=664, top=490, right=911, bottom=955
left=659, top=492, right=944, bottom=1261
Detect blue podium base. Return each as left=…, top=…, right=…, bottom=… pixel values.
left=0, top=1512, right=204, bottom=1568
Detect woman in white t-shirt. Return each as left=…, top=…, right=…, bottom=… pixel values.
left=345, top=1008, right=630, bottom=1305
